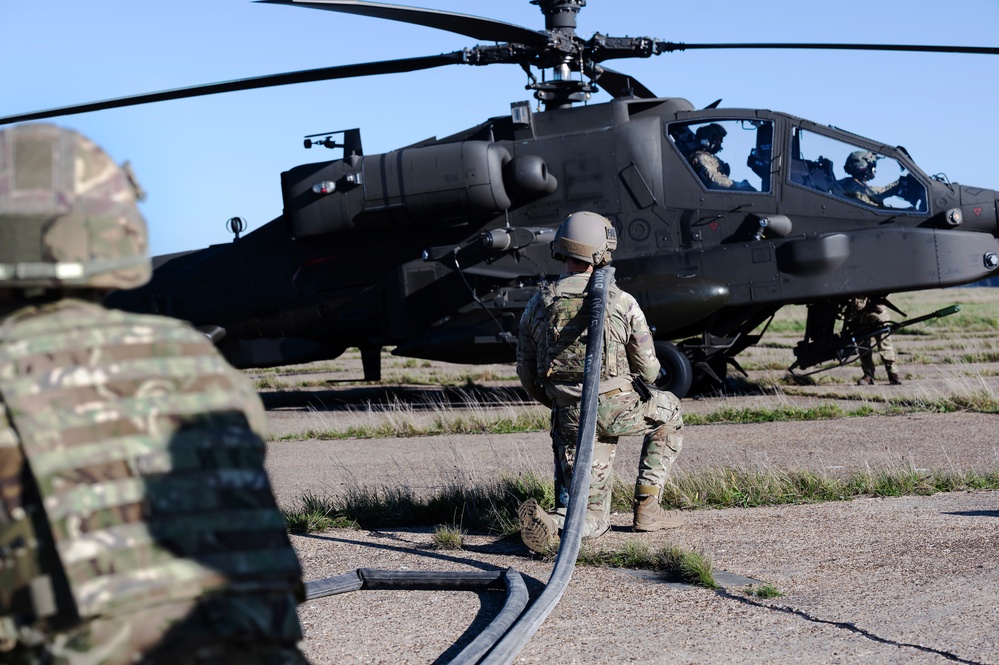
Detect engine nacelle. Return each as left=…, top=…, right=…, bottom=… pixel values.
left=282, top=141, right=556, bottom=239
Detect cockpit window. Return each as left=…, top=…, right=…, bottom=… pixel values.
left=668, top=119, right=773, bottom=193
left=790, top=127, right=927, bottom=213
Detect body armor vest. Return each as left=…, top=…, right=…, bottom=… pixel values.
left=0, top=300, right=301, bottom=633
left=541, top=279, right=612, bottom=384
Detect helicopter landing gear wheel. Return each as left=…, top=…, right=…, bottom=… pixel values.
left=654, top=341, right=693, bottom=399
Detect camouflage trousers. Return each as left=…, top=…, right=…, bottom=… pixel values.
left=550, top=387, right=683, bottom=537
left=857, top=309, right=898, bottom=375
left=859, top=332, right=897, bottom=375
left=2, top=594, right=309, bottom=665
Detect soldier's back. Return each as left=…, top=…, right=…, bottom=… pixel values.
left=0, top=299, right=307, bottom=665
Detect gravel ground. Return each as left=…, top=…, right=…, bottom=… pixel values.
left=291, top=491, right=998, bottom=665
left=264, top=408, right=999, bottom=664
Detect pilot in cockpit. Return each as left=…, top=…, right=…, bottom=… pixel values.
left=837, top=150, right=906, bottom=207
left=688, top=123, right=755, bottom=191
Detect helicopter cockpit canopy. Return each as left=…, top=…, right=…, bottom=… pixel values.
left=669, top=119, right=774, bottom=194
left=790, top=127, right=928, bottom=213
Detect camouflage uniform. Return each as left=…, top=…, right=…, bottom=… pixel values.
left=688, top=150, right=737, bottom=190
left=837, top=177, right=904, bottom=207
left=848, top=297, right=900, bottom=385
left=517, top=271, right=683, bottom=538
left=0, top=124, right=308, bottom=664
left=688, top=151, right=755, bottom=192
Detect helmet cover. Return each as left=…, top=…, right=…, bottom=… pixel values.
left=0, top=123, right=151, bottom=290
left=550, top=211, right=618, bottom=266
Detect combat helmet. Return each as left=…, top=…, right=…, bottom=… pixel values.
left=550, top=211, right=618, bottom=266
left=844, top=150, right=878, bottom=181
left=695, top=123, right=727, bottom=152
left=0, top=123, right=151, bottom=291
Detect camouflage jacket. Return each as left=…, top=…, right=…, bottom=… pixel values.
left=848, top=296, right=891, bottom=324
left=838, top=177, right=903, bottom=207
left=0, top=299, right=304, bottom=660
left=517, top=271, right=660, bottom=405
left=688, top=150, right=736, bottom=189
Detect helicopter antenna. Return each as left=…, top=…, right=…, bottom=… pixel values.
left=226, top=216, right=247, bottom=241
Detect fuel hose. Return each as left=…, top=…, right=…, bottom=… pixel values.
left=478, top=264, right=613, bottom=664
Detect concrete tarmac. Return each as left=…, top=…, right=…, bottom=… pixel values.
left=265, top=411, right=999, bottom=664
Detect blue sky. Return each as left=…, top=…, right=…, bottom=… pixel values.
left=3, top=0, right=997, bottom=255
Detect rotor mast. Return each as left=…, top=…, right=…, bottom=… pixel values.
left=530, top=0, right=594, bottom=109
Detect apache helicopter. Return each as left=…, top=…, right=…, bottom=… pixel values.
left=3, top=0, right=998, bottom=398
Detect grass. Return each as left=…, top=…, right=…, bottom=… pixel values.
left=276, top=407, right=550, bottom=440
left=282, top=465, right=999, bottom=534
left=683, top=403, right=862, bottom=425
left=272, top=389, right=550, bottom=441
left=251, top=363, right=518, bottom=390
left=577, top=541, right=718, bottom=588
left=270, top=380, right=999, bottom=442
left=743, top=583, right=784, bottom=599
left=430, top=524, right=467, bottom=550
left=282, top=491, right=359, bottom=532
left=774, top=386, right=999, bottom=415
left=284, top=472, right=552, bottom=534
left=662, top=466, right=999, bottom=509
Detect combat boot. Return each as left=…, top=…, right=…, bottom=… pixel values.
left=885, top=363, right=902, bottom=385
left=858, top=355, right=875, bottom=385
left=633, top=484, right=684, bottom=532
left=518, top=498, right=559, bottom=553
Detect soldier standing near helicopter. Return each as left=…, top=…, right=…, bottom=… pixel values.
left=0, top=124, right=308, bottom=664
left=515, top=211, right=684, bottom=554
left=848, top=296, right=902, bottom=385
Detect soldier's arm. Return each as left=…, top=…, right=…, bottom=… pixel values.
left=869, top=179, right=905, bottom=206
left=623, top=296, right=661, bottom=384
left=691, top=153, right=737, bottom=189
left=516, top=296, right=552, bottom=407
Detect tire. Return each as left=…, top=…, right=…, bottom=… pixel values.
left=654, top=341, right=693, bottom=399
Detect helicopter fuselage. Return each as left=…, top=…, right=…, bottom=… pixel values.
left=108, top=96, right=999, bottom=392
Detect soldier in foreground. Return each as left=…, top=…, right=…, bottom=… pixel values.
left=515, top=211, right=685, bottom=553
left=0, top=124, right=307, bottom=664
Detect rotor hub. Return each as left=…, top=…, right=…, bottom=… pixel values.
left=530, top=0, right=585, bottom=35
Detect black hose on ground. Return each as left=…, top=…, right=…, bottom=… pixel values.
left=303, top=567, right=530, bottom=664
left=479, top=265, right=613, bottom=665
left=446, top=568, right=530, bottom=664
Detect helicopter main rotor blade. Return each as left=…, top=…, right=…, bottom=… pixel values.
left=657, top=42, right=999, bottom=55
left=258, top=0, right=548, bottom=47
left=0, top=52, right=467, bottom=126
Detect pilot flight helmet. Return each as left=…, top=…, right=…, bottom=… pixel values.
left=695, top=123, right=727, bottom=152
left=844, top=150, right=878, bottom=181
left=0, top=123, right=151, bottom=292
left=550, top=211, right=618, bottom=267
